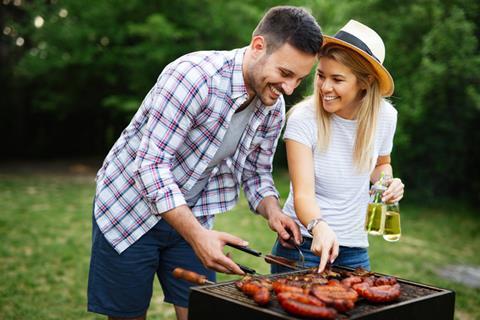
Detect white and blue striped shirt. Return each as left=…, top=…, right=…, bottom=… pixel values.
left=282, top=98, right=397, bottom=247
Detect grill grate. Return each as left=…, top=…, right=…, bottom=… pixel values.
left=189, top=267, right=455, bottom=319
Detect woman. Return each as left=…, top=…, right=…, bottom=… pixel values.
left=272, top=20, right=405, bottom=273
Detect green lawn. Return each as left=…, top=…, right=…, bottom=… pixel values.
left=0, top=170, right=479, bottom=319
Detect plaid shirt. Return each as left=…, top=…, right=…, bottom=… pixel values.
left=94, top=47, right=285, bottom=253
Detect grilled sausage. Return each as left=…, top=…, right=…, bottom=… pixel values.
left=352, top=282, right=371, bottom=295
left=311, top=283, right=358, bottom=302
left=252, top=286, right=271, bottom=306
left=276, top=292, right=325, bottom=307
left=363, top=283, right=401, bottom=303
left=341, top=276, right=364, bottom=288
left=240, top=281, right=271, bottom=306
left=272, top=280, right=308, bottom=295
left=375, top=276, right=398, bottom=286
left=311, top=283, right=358, bottom=312
left=278, top=298, right=337, bottom=319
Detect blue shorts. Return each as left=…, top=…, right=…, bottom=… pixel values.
left=270, top=237, right=370, bottom=274
left=87, top=216, right=215, bottom=318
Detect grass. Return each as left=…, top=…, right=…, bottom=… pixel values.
left=0, top=170, right=479, bottom=320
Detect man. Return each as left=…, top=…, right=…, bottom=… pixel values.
left=88, top=6, right=322, bottom=320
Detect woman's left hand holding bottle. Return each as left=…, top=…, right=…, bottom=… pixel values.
left=381, top=177, right=404, bottom=203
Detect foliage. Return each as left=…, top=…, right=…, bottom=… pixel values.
left=1, top=0, right=479, bottom=201
left=311, top=0, right=480, bottom=201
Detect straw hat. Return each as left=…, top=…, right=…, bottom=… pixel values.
left=322, top=20, right=394, bottom=97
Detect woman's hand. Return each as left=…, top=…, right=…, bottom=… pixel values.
left=310, top=222, right=339, bottom=272
left=382, top=177, right=404, bottom=203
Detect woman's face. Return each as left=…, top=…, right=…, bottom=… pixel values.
left=316, top=57, right=364, bottom=119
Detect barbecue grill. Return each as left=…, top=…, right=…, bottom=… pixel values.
left=188, top=266, right=455, bottom=319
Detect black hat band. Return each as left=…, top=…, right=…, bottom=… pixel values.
left=333, top=31, right=380, bottom=63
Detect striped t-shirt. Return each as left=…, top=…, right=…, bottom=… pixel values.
left=282, top=98, right=397, bottom=248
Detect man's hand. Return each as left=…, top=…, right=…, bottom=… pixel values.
left=257, top=196, right=302, bottom=247
left=267, top=211, right=302, bottom=248
left=162, top=205, right=247, bottom=275
left=189, top=229, right=248, bottom=275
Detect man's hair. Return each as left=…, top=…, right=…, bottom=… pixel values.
left=253, top=6, right=322, bottom=55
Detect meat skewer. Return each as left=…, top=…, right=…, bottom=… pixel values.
left=172, top=267, right=215, bottom=285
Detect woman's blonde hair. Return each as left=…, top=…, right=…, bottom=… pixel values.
left=290, top=44, right=384, bottom=172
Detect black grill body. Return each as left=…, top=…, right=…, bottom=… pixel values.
left=188, top=267, right=455, bottom=319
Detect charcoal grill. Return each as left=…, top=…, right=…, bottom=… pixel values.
left=188, top=266, right=455, bottom=319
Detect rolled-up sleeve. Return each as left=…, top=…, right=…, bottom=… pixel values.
left=133, top=62, right=209, bottom=215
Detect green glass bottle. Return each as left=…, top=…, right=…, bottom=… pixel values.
left=364, top=184, right=386, bottom=235
left=383, top=202, right=401, bottom=242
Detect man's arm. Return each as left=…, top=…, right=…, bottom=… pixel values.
left=162, top=205, right=246, bottom=275
left=256, top=195, right=302, bottom=246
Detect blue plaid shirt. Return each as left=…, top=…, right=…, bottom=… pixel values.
left=94, top=47, right=285, bottom=253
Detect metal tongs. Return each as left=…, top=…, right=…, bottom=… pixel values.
left=286, top=235, right=305, bottom=268
left=226, top=234, right=305, bottom=272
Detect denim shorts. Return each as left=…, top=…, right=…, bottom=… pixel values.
left=270, top=237, right=370, bottom=274
left=87, top=216, right=215, bottom=317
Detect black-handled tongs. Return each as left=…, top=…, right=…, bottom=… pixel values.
left=226, top=243, right=304, bottom=271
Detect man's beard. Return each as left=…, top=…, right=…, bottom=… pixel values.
left=247, top=60, right=278, bottom=106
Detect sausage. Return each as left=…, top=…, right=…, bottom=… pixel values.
left=252, top=286, right=271, bottom=306
left=311, top=283, right=358, bottom=312
left=311, top=283, right=358, bottom=303
left=329, top=298, right=355, bottom=313
left=363, top=276, right=376, bottom=286
left=363, top=283, right=401, bottom=303
left=278, top=298, right=337, bottom=319
left=276, top=292, right=325, bottom=307
left=241, top=282, right=261, bottom=296
left=272, top=280, right=309, bottom=295
left=375, top=276, right=397, bottom=286
left=240, top=281, right=271, bottom=306
left=352, top=282, right=370, bottom=295
left=326, top=279, right=342, bottom=286
left=341, top=276, right=364, bottom=287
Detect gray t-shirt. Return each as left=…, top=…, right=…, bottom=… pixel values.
left=185, top=99, right=256, bottom=206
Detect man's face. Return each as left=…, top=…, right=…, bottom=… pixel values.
left=246, top=41, right=317, bottom=106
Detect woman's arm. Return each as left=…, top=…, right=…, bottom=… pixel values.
left=370, top=155, right=392, bottom=184
left=286, top=139, right=339, bottom=272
